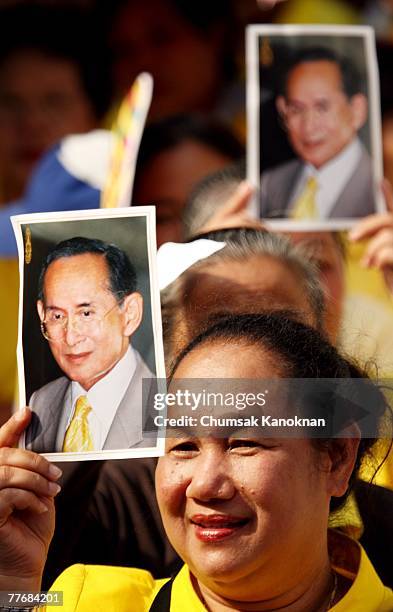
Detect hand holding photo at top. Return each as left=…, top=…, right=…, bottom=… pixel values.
left=349, top=179, right=393, bottom=294
left=248, top=26, right=382, bottom=224
left=0, top=408, right=61, bottom=591
left=197, top=181, right=263, bottom=234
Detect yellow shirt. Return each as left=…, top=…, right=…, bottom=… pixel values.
left=49, top=534, right=393, bottom=611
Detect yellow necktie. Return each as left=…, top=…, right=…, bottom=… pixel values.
left=63, top=395, right=94, bottom=452
left=291, top=175, right=319, bottom=220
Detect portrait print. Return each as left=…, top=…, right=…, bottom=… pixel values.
left=12, top=207, right=165, bottom=461
left=246, top=25, right=384, bottom=228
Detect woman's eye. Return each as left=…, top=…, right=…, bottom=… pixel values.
left=229, top=439, right=276, bottom=452
left=229, top=439, right=261, bottom=450
left=169, top=441, right=198, bottom=454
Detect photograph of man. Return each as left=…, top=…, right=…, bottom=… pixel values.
left=260, top=46, right=376, bottom=220
left=24, top=236, right=154, bottom=454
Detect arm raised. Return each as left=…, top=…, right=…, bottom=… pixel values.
left=0, top=408, right=62, bottom=591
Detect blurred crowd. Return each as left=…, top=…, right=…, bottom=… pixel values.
left=0, top=0, right=393, bottom=417
left=0, top=0, right=392, bottom=607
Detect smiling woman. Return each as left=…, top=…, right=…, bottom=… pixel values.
left=0, top=313, right=391, bottom=610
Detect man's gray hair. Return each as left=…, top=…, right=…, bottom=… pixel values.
left=183, top=162, right=245, bottom=239
left=161, top=228, right=325, bottom=368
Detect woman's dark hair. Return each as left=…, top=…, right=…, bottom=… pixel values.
left=0, top=4, right=111, bottom=120
left=170, top=312, right=392, bottom=512
left=134, top=114, right=244, bottom=197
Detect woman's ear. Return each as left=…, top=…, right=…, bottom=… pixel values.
left=326, top=423, right=360, bottom=498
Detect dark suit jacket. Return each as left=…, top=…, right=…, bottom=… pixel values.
left=25, top=349, right=155, bottom=453
left=42, top=458, right=181, bottom=590
left=260, top=145, right=376, bottom=219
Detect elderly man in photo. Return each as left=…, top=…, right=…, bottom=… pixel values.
left=25, top=236, right=153, bottom=453
left=260, top=47, right=375, bottom=219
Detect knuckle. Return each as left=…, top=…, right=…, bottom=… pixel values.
left=0, top=447, right=10, bottom=465
left=31, top=452, right=44, bottom=472
left=0, top=464, right=12, bottom=485
left=33, top=471, right=43, bottom=487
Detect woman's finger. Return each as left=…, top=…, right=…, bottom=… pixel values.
left=368, top=246, right=393, bottom=271
left=0, top=488, right=49, bottom=529
left=0, top=464, right=61, bottom=499
left=0, top=409, right=31, bottom=448
left=349, top=213, right=393, bottom=242
left=361, top=229, right=393, bottom=268
left=221, top=181, right=254, bottom=216
left=0, top=447, right=62, bottom=482
left=382, top=178, right=393, bottom=213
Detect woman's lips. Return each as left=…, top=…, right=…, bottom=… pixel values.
left=190, top=514, right=249, bottom=542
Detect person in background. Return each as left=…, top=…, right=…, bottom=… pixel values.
left=0, top=3, right=110, bottom=206
left=160, top=228, right=323, bottom=369
left=103, top=0, right=236, bottom=122
left=187, top=165, right=393, bottom=355
left=133, top=114, right=244, bottom=245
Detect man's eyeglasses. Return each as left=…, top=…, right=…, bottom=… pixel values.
left=40, top=298, right=125, bottom=343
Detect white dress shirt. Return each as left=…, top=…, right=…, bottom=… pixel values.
left=58, top=346, right=137, bottom=451
left=289, top=137, right=363, bottom=218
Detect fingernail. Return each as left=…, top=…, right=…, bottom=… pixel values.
left=14, top=408, right=28, bottom=421
left=48, top=464, right=62, bottom=479
left=48, top=482, right=61, bottom=495
left=38, top=502, right=49, bottom=514
left=238, top=180, right=251, bottom=193
left=348, top=230, right=358, bottom=241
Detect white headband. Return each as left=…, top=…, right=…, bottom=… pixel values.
left=157, top=239, right=226, bottom=290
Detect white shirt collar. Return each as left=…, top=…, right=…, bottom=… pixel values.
left=70, top=346, right=137, bottom=450
left=294, top=138, right=363, bottom=218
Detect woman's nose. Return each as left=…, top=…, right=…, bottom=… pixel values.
left=186, top=450, right=235, bottom=502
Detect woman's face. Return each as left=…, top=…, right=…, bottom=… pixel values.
left=134, top=140, right=233, bottom=246
left=0, top=50, right=95, bottom=200
left=166, top=254, right=319, bottom=363
left=156, top=341, right=334, bottom=597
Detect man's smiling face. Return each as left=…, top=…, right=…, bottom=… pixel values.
left=277, top=60, right=366, bottom=169
left=37, top=253, right=133, bottom=390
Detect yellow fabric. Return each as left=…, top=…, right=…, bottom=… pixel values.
left=329, top=492, right=363, bottom=540
left=48, top=534, right=393, bottom=611
left=62, top=395, right=93, bottom=452
left=0, top=259, right=18, bottom=415
left=275, top=0, right=360, bottom=25
left=290, top=175, right=319, bottom=220
left=341, top=236, right=393, bottom=490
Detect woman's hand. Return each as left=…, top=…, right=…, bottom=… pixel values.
left=349, top=180, right=393, bottom=295
left=197, top=181, right=265, bottom=234
left=0, top=408, right=62, bottom=591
